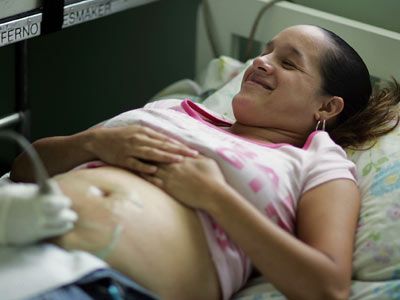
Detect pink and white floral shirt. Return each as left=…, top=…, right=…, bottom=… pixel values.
left=103, top=99, right=357, bottom=299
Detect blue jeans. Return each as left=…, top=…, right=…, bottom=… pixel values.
left=27, top=268, right=159, bottom=300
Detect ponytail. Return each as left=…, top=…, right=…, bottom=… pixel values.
left=316, top=26, right=400, bottom=149
left=330, top=78, right=400, bottom=149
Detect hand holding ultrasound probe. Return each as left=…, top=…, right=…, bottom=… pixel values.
left=0, top=131, right=77, bottom=246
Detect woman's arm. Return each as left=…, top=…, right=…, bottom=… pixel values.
left=207, top=179, right=359, bottom=300
left=151, top=156, right=360, bottom=300
left=10, top=125, right=198, bottom=183
left=11, top=129, right=95, bottom=182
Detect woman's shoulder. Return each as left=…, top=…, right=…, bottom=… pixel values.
left=303, top=131, right=356, bottom=170
left=302, top=131, right=358, bottom=192
left=304, top=131, right=346, bottom=154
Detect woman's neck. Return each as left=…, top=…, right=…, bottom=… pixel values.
left=228, top=122, right=308, bottom=148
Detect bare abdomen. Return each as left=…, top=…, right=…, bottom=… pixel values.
left=52, top=166, right=220, bottom=300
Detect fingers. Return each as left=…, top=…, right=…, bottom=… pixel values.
left=139, top=137, right=198, bottom=159
left=125, top=157, right=158, bottom=174
left=42, top=208, right=78, bottom=227
left=98, top=125, right=199, bottom=172
left=135, top=146, right=184, bottom=163
left=140, top=173, right=163, bottom=187
left=38, top=193, right=78, bottom=238
left=155, top=140, right=198, bottom=157
left=38, top=183, right=79, bottom=224
left=140, top=126, right=176, bottom=142
left=40, top=194, right=72, bottom=214
left=40, top=211, right=77, bottom=237
left=121, top=140, right=197, bottom=174
left=138, top=126, right=199, bottom=157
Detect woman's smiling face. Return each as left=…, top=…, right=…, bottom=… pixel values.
left=232, top=25, right=331, bottom=135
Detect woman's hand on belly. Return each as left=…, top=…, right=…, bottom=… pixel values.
left=144, top=155, right=227, bottom=211
left=89, top=125, right=199, bottom=173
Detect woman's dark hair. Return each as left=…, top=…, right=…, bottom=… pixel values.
left=317, top=26, right=400, bottom=149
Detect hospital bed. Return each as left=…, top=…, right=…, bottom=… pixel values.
left=155, top=0, right=400, bottom=298
left=1, top=0, right=400, bottom=299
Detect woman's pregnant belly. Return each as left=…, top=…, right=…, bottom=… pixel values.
left=51, top=166, right=220, bottom=300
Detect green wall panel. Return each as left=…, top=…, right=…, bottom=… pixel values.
left=294, top=0, right=400, bottom=33
left=0, top=0, right=201, bottom=170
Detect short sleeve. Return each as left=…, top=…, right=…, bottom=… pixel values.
left=303, top=132, right=357, bottom=194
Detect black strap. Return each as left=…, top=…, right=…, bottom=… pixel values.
left=41, top=0, right=65, bottom=34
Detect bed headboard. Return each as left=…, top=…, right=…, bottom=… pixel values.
left=196, top=0, right=400, bottom=82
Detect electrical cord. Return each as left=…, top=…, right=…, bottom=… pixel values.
left=202, top=0, right=220, bottom=58
left=244, top=0, right=289, bottom=60
left=0, top=130, right=53, bottom=195
left=201, top=0, right=293, bottom=61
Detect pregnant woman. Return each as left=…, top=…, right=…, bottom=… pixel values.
left=11, top=25, right=400, bottom=300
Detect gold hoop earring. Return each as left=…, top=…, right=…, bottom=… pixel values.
left=315, top=120, right=326, bottom=131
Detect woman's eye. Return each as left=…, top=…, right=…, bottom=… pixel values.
left=282, top=60, right=296, bottom=69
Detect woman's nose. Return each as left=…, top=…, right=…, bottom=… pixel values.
left=253, top=55, right=274, bottom=74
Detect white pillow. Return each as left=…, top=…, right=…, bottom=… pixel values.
left=196, top=55, right=246, bottom=92
left=201, top=59, right=252, bottom=120
left=150, top=56, right=247, bottom=105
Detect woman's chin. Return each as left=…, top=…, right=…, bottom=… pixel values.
left=232, top=102, right=255, bottom=125
left=232, top=94, right=255, bottom=114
